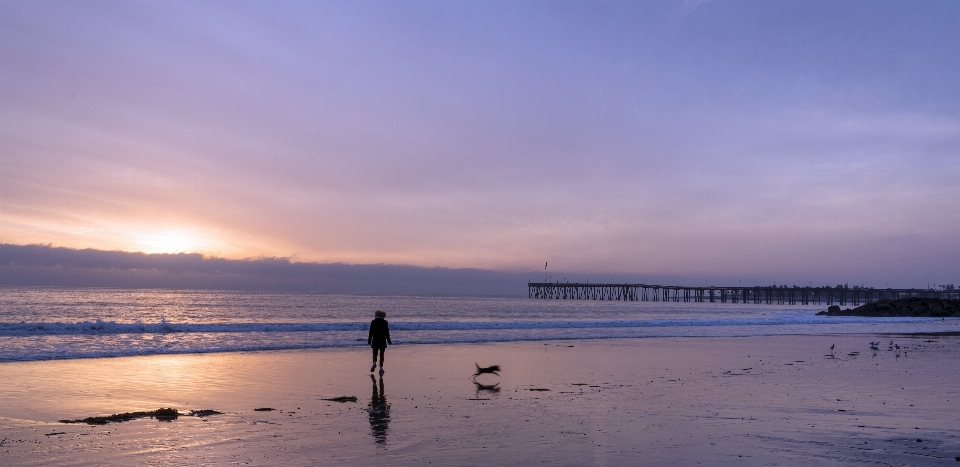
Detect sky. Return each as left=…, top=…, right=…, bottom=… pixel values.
left=1, top=0, right=959, bottom=288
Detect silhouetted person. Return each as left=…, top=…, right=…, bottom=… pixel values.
left=368, top=310, right=391, bottom=374
left=368, top=374, right=390, bottom=445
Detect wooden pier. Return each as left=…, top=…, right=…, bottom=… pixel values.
left=528, top=283, right=960, bottom=306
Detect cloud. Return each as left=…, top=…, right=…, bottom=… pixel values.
left=3, top=241, right=955, bottom=293
left=2, top=1, right=958, bottom=286
left=0, top=243, right=536, bottom=295
left=1, top=243, right=730, bottom=294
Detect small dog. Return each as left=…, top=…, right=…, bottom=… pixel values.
left=474, top=364, right=501, bottom=377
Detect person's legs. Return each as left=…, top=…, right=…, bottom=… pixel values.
left=378, top=347, right=385, bottom=367
left=371, top=347, right=378, bottom=372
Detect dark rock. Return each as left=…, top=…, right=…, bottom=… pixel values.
left=817, top=298, right=960, bottom=317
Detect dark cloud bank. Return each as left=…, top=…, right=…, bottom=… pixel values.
left=5, top=244, right=891, bottom=295
left=2, top=244, right=648, bottom=296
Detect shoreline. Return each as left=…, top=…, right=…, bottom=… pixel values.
left=2, top=326, right=960, bottom=364
left=3, top=334, right=960, bottom=465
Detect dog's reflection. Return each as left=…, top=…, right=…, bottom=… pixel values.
left=368, top=374, right=390, bottom=445
left=473, top=380, right=501, bottom=395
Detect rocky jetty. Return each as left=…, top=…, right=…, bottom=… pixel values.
left=817, top=297, right=960, bottom=317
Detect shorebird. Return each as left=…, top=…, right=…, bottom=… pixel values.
left=830, top=344, right=835, bottom=351
left=869, top=341, right=880, bottom=350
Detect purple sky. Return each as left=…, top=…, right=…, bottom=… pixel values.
left=1, top=0, right=958, bottom=287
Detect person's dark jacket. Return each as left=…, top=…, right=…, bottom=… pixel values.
left=368, top=318, right=392, bottom=348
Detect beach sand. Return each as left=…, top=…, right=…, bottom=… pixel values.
left=2, top=334, right=959, bottom=466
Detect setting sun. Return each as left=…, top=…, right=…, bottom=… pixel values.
left=136, top=230, right=212, bottom=254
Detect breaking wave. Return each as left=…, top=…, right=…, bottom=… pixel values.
left=0, top=315, right=928, bottom=337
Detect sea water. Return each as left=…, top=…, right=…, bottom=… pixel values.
left=1, top=286, right=957, bottom=362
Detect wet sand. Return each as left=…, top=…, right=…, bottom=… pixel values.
left=2, top=334, right=959, bottom=466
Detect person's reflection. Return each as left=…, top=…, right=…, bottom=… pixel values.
left=368, top=374, right=390, bottom=445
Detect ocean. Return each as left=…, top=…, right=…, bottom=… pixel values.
left=1, top=286, right=957, bottom=362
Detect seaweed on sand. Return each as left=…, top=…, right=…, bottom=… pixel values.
left=59, top=408, right=223, bottom=425
left=322, top=396, right=358, bottom=402
left=59, top=408, right=180, bottom=425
